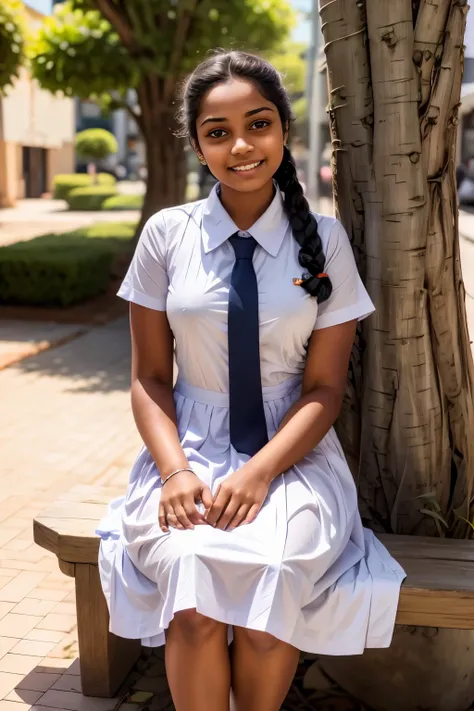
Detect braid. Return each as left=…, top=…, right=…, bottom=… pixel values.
left=275, top=146, right=332, bottom=304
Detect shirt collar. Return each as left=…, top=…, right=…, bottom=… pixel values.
left=202, top=181, right=289, bottom=258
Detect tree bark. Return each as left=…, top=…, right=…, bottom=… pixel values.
left=135, top=75, right=187, bottom=235
left=320, top=0, right=474, bottom=536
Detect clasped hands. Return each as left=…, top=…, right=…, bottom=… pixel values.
left=158, top=468, right=269, bottom=533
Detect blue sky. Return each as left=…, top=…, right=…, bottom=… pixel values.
left=24, top=0, right=311, bottom=43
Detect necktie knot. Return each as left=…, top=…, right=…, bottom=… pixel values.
left=229, top=234, right=257, bottom=260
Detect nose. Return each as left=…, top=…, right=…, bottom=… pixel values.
left=231, top=137, right=254, bottom=155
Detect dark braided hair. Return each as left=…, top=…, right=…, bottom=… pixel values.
left=177, top=50, right=332, bottom=303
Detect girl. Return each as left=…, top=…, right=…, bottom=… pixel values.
left=98, top=50, right=405, bottom=711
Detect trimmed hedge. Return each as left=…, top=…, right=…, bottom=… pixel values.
left=0, top=222, right=136, bottom=307
left=66, top=185, right=118, bottom=211
left=53, top=173, right=116, bottom=200
left=102, top=194, right=144, bottom=210
left=0, top=247, right=113, bottom=307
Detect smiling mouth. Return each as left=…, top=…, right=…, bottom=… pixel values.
left=229, top=160, right=264, bottom=172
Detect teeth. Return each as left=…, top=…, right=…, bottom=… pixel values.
left=233, top=161, right=261, bottom=172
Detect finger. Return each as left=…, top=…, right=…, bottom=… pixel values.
left=174, top=504, right=195, bottom=530
left=200, top=486, right=213, bottom=511
left=242, top=503, right=261, bottom=526
left=183, top=500, right=206, bottom=526
left=226, top=504, right=249, bottom=531
left=216, top=499, right=241, bottom=530
left=205, top=487, right=230, bottom=527
left=158, top=504, right=168, bottom=533
left=166, top=512, right=183, bottom=530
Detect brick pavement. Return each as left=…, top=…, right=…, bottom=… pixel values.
left=0, top=317, right=150, bottom=710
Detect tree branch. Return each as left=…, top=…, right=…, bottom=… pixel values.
left=92, top=0, right=136, bottom=53
left=164, top=0, right=204, bottom=102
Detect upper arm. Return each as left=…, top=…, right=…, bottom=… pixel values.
left=302, top=320, right=356, bottom=398
left=130, top=303, right=174, bottom=387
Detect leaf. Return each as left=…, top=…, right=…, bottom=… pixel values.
left=456, top=515, right=474, bottom=531
left=420, top=508, right=449, bottom=527
left=130, top=691, right=154, bottom=703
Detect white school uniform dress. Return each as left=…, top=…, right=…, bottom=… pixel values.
left=97, top=183, right=406, bottom=654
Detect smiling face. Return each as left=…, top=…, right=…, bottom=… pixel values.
left=195, top=78, right=287, bottom=194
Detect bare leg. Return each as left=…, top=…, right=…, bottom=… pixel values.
left=166, top=609, right=230, bottom=711
left=231, top=627, right=300, bottom=711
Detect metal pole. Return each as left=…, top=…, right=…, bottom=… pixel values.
left=307, top=0, right=321, bottom=204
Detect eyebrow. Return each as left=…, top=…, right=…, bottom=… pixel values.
left=199, top=106, right=274, bottom=127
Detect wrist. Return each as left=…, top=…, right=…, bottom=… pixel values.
left=242, top=461, right=275, bottom=486
left=160, top=461, right=192, bottom=482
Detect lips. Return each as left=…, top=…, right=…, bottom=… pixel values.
left=229, top=160, right=264, bottom=172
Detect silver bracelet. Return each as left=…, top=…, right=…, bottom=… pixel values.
left=161, top=467, right=195, bottom=487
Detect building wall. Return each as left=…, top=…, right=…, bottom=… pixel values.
left=0, top=6, right=75, bottom=206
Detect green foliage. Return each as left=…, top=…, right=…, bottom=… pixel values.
left=292, top=95, right=307, bottom=123
left=28, top=1, right=137, bottom=99
left=75, top=128, right=118, bottom=162
left=53, top=173, right=116, bottom=200
left=0, top=0, right=25, bottom=93
left=66, top=185, right=119, bottom=210
left=30, top=0, right=294, bottom=102
left=102, top=194, right=144, bottom=210
left=0, top=221, right=135, bottom=307
left=267, top=42, right=307, bottom=97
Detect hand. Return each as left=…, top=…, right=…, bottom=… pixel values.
left=159, top=471, right=213, bottom=532
left=205, top=468, right=270, bottom=531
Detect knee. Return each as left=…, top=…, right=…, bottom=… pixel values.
left=172, top=609, right=222, bottom=640
left=237, top=628, right=281, bottom=654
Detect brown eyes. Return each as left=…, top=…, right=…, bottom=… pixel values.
left=207, top=119, right=271, bottom=139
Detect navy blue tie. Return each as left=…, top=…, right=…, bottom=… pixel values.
left=228, top=234, right=268, bottom=456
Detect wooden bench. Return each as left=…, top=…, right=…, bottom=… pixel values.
left=33, top=485, right=474, bottom=698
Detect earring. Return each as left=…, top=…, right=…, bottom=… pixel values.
left=198, top=154, right=207, bottom=166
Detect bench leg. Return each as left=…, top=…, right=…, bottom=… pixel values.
left=75, top=563, right=141, bottom=697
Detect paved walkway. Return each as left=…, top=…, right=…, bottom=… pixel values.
left=0, top=318, right=152, bottom=710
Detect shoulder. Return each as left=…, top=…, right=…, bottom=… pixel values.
left=140, top=198, right=206, bottom=246
left=310, top=213, right=348, bottom=256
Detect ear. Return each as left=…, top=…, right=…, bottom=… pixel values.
left=191, top=139, right=207, bottom=166
left=283, top=122, right=289, bottom=146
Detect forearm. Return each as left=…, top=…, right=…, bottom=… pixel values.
left=245, top=386, right=343, bottom=485
left=131, top=376, right=189, bottom=481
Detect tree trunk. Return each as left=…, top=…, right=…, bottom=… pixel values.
left=320, top=0, right=474, bottom=536
left=135, top=75, right=187, bottom=236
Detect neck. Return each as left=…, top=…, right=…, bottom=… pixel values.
left=219, top=180, right=275, bottom=231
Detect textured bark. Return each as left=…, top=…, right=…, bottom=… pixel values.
left=320, top=0, right=474, bottom=536
left=135, top=76, right=187, bottom=235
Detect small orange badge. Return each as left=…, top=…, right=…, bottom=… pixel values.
left=293, top=278, right=304, bottom=286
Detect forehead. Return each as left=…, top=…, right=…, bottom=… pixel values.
left=198, top=78, right=274, bottom=118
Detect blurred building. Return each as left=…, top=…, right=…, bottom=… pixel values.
left=0, top=4, right=75, bottom=206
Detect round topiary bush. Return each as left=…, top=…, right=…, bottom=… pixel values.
left=75, top=128, right=118, bottom=163
left=66, top=185, right=118, bottom=211
left=53, top=173, right=116, bottom=200
left=102, top=194, right=144, bottom=211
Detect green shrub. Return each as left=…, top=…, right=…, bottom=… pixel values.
left=102, top=194, right=144, bottom=211
left=66, top=185, right=118, bottom=211
left=0, top=246, right=113, bottom=307
left=53, top=173, right=116, bottom=200
left=0, top=221, right=136, bottom=307
left=75, top=128, right=118, bottom=162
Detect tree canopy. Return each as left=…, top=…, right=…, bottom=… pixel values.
left=30, top=0, right=295, bottom=109
left=0, top=0, right=25, bottom=94
left=75, top=128, right=118, bottom=161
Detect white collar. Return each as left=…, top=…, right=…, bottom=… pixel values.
left=202, top=182, right=289, bottom=257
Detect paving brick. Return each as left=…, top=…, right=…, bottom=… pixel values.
left=11, top=640, right=57, bottom=658
left=0, top=573, right=48, bottom=604
left=12, top=599, right=57, bottom=617
left=33, top=689, right=118, bottom=710
left=23, top=630, right=65, bottom=645
left=50, top=675, right=81, bottom=693
left=0, top=700, right=32, bottom=709
left=0, top=673, right=24, bottom=699
left=0, top=615, right=43, bottom=639
left=0, top=654, right=43, bottom=675
left=0, top=639, right=20, bottom=660
left=35, top=614, right=76, bottom=634
left=5, top=688, right=43, bottom=705
left=16, top=672, right=61, bottom=693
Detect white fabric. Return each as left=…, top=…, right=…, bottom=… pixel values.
left=97, top=184, right=405, bottom=654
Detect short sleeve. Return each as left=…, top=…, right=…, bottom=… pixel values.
left=117, top=211, right=169, bottom=311
left=313, top=219, right=374, bottom=331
